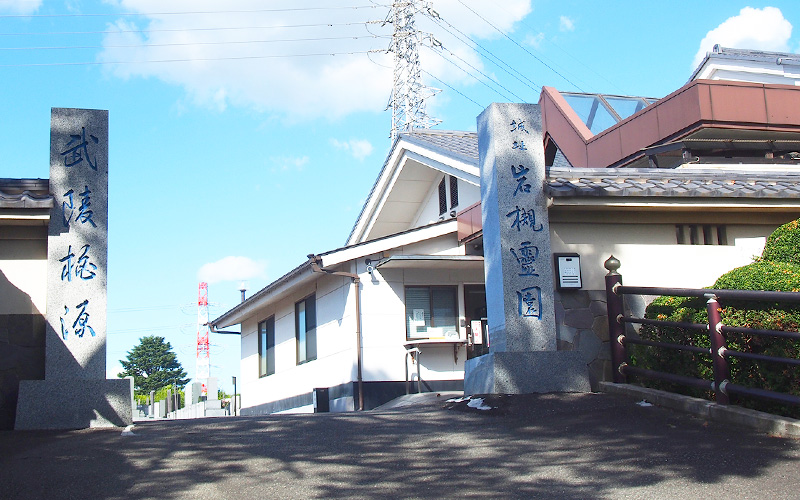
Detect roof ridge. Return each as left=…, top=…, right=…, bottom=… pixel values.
left=401, top=129, right=476, bottom=137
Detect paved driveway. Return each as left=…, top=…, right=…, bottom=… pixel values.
left=1, top=392, right=798, bottom=499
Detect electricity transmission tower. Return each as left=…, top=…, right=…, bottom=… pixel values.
left=196, top=282, right=210, bottom=395
left=387, top=0, right=441, bottom=140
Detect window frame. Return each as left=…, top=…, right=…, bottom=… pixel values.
left=404, top=285, right=459, bottom=340
left=675, top=224, right=728, bottom=246
left=438, top=177, right=447, bottom=215
left=257, top=316, right=275, bottom=377
left=449, top=175, right=459, bottom=209
left=295, top=294, right=317, bottom=364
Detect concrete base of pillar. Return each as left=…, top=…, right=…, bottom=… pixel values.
left=15, top=377, right=134, bottom=430
left=464, top=351, right=591, bottom=395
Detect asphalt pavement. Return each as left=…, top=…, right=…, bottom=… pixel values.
left=1, top=391, right=798, bottom=499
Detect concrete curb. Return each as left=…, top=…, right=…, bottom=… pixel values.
left=599, top=382, right=800, bottom=439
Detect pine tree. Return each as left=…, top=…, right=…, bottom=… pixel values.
left=118, top=335, right=189, bottom=395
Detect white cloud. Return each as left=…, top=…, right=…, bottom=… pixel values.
left=0, top=0, right=41, bottom=14
left=693, top=7, right=792, bottom=68
left=197, top=256, right=267, bottom=284
left=98, top=0, right=532, bottom=120
left=330, top=138, right=374, bottom=161
left=559, top=16, right=575, bottom=33
left=524, top=32, right=545, bottom=49
left=270, top=155, right=309, bottom=172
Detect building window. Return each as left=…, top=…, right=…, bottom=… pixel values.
left=449, top=175, right=459, bottom=209
left=295, top=294, right=317, bottom=364
left=258, top=316, right=275, bottom=377
left=405, top=286, right=458, bottom=339
left=438, top=177, right=447, bottom=215
left=676, top=224, right=728, bottom=245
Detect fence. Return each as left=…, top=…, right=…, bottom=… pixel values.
left=604, top=255, right=800, bottom=409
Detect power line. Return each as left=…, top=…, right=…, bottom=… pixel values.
left=0, top=5, right=389, bottom=19
left=488, top=1, right=623, bottom=93
left=429, top=41, right=526, bottom=102
left=0, top=21, right=387, bottom=37
left=0, top=49, right=381, bottom=68
left=456, top=0, right=584, bottom=92
left=427, top=12, right=540, bottom=92
left=1, top=34, right=389, bottom=52
left=421, top=69, right=482, bottom=108
left=427, top=46, right=516, bottom=102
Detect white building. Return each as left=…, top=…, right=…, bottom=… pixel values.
left=211, top=46, right=800, bottom=414
left=210, top=131, right=487, bottom=413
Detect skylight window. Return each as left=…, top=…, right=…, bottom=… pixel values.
left=604, top=96, right=649, bottom=120
left=562, top=94, right=617, bottom=134
left=561, top=92, right=654, bottom=135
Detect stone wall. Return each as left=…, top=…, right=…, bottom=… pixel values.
left=554, top=290, right=610, bottom=390
left=0, top=313, right=45, bottom=429
left=554, top=289, right=650, bottom=390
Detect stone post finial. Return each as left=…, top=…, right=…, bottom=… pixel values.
left=604, top=255, right=621, bottom=275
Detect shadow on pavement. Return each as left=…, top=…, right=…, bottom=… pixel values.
left=1, top=392, right=798, bottom=499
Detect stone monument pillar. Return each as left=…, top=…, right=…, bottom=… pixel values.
left=15, top=108, right=133, bottom=429
left=464, top=103, right=590, bottom=394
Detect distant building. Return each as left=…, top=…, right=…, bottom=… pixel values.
left=218, top=45, right=800, bottom=414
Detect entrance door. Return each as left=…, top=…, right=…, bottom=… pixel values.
left=464, top=284, right=488, bottom=359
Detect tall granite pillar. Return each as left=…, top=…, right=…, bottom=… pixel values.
left=15, top=108, right=133, bottom=429
left=464, top=103, right=590, bottom=394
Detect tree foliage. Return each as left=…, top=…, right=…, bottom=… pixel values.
left=118, top=335, right=189, bottom=395
left=636, top=218, right=800, bottom=418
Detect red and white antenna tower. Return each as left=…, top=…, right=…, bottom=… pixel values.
left=196, top=282, right=211, bottom=393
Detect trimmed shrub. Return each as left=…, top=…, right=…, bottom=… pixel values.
left=634, top=220, right=800, bottom=418
left=761, top=218, right=800, bottom=265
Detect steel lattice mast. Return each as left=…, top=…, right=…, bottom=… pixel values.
left=387, top=0, right=441, bottom=141
left=196, top=282, right=210, bottom=394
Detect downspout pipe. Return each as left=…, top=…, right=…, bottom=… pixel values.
left=307, top=254, right=364, bottom=411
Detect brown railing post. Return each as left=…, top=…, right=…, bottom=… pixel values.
left=705, top=294, right=731, bottom=405
left=604, top=255, right=627, bottom=383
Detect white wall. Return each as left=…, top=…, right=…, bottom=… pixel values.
left=400, top=233, right=466, bottom=257
left=239, top=234, right=484, bottom=412
left=412, top=177, right=481, bottom=228
left=550, top=221, right=774, bottom=290
left=0, top=226, right=48, bottom=314
left=363, top=264, right=484, bottom=383
left=239, top=272, right=357, bottom=410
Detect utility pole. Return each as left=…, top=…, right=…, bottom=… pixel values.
left=387, top=0, right=441, bottom=140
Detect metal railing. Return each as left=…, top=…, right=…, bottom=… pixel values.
left=604, top=255, right=800, bottom=408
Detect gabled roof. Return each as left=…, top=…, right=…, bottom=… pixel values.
left=210, top=218, right=460, bottom=328
left=346, top=129, right=479, bottom=246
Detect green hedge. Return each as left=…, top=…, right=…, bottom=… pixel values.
left=762, top=218, right=800, bottom=265
left=635, top=219, right=800, bottom=418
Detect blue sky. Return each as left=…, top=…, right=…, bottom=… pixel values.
left=3, top=0, right=800, bottom=394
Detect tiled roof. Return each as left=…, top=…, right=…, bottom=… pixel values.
left=402, top=130, right=478, bottom=161
left=545, top=167, right=800, bottom=198
left=0, top=179, right=53, bottom=209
